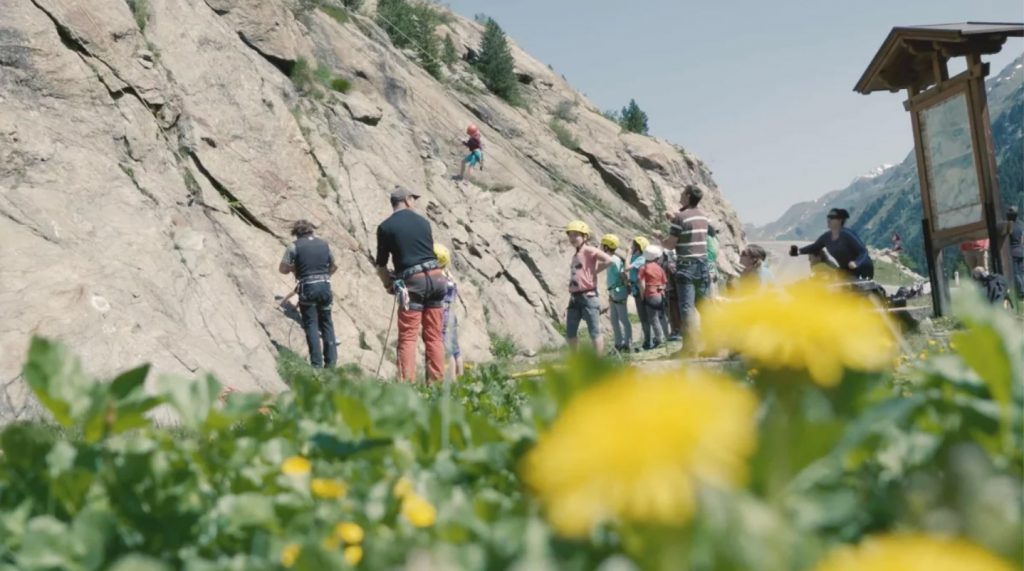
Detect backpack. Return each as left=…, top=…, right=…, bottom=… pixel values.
left=982, top=275, right=1009, bottom=305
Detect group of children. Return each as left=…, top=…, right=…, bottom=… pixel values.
left=566, top=221, right=712, bottom=354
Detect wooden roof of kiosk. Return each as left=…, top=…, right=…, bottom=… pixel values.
left=853, top=22, right=1022, bottom=316
left=855, top=23, right=1023, bottom=94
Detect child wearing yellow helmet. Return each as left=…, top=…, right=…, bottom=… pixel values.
left=565, top=220, right=613, bottom=353
left=434, top=243, right=463, bottom=377
left=600, top=234, right=631, bottom=352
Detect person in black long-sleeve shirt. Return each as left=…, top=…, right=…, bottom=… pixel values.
left=790, top=208, right=874, bottom=280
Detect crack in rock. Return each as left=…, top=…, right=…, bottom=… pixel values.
left=187, top=151, right=281, bottom=240
left=576, top=147, right=650, bottom=217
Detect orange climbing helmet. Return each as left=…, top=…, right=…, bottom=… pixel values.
left=467, top=123, right=479, bottom=136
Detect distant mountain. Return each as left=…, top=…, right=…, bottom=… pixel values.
left=750, top=54, right=1024, bottom=271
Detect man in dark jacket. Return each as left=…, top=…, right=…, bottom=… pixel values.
left=375, top=187, right=446, bottom=382
left=279, top=220, right=338, bottom=368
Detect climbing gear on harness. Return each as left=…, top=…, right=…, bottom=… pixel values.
left=434, top=243, right=451, bottom=268
left=566, top=220, right=591, bottom=236
left=398, top=260, right=440, bottom=280
left=643, top=244, right=664, bottom=262
left=298, top=273, right=330, bottom=285
left=633, top=236, right=650, bottom=252
left=600, top=233, right=620, bottom=250
left=392, top=279, right=411, bottom=311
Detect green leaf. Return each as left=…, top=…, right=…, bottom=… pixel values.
left=214, top=493, right=276, bottom=531
left=21, top=337, right=84, bottom=426
left=334, top=394, right=372, bottom=435
left=109, top=365, right=150, bottom=400
left=108, top=555, right=171, bottom=571
left=159, top=374, right=219, bottom=430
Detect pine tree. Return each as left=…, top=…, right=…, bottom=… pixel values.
left=619, top=99, right=649, bottom=134
left=442, top=35, right=459, bottom=65
left=476, top=18, right=519, bottom=103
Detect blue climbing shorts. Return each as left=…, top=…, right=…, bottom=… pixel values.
left=464, top=149, right=483, bottom=167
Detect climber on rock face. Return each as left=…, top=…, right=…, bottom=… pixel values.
left=278, top=219, right=338, bottom=369
left=457, top=123, right=484, bottom=183
left=375, top=187, right=446, bottom=382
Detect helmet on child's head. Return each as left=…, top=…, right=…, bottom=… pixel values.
left=632, top=236, right=650, bottom=252
left=467, top=123, right=479, bottom=136
left=600, top=234, right=620, bottom=250
left=566, top=220, right=590, bottom=236
left=433, top=243, right=451, bottom=268
left=643, top=244, right=664, bottom=262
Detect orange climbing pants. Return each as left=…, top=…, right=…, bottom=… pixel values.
left=397, top=306, right=445, bottom=382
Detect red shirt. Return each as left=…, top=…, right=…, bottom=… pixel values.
left=639, top=262, right=667, bottom=299
left=960, top=239, right=989, bottom=252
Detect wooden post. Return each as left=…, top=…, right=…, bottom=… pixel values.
left=966, top=53, right=1009, bottom=278
left=922, top=218, right=949, bottom=316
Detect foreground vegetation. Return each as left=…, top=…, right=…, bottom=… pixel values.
left=0, top=283, right=1020, bottom=570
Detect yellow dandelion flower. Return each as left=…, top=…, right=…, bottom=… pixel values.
left=521, top=369, right=758, bottom=537
left=280, top=543, right=300, bottom=568
left=393, top=477, right=413, bottom=499
left=700, top=279, right=895, bottom=386
left=334, top=522, right=364, bottom=544
left=281, top=456, right=311, bottom=477
left=813, top=533, right=1013, bottom=571
left=310, top=478, right=347, bottom=499
left=401, top=493, right=437, bottom=528
left=344, top=545, right=364, bottom=565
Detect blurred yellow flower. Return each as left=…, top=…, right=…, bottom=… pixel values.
left=281, top=456, right=311, bottom=477
left=322, top=536, right=341, bottom=551
left=334, top=522, right=364, bottom=544
left=311, top=478, right=347, bottom=499
left=701, top=280, right=895, bottom=386
left=393, top=477, right=413, bottom=499
left=927, top=339, right=937, bottom=346
left=401, top=493, right=437, bottom=527
left=344, top=545, right=364, bottom=565
left=521, top=369, right=757, bottom=537
left=813, top=533, right=1013, bottom=571
left=280, top=543, right=300, bottom=568
left=919, top=352, right=928, bottom=361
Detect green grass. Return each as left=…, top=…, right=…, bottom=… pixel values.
left=549, top=119, right=579, bottom=150
left=126, top=0, right=149, bottom=31
left=318, top=3, right=349, bottom=23
left=290, top=58, right=352, bottom=98
left=490, top=333, right=519, bottom=359
left=553, top=100, right=576, bottom=123
left=873, top=258, right=918, bottom=286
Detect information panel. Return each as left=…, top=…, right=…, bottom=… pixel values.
left=918, top=92, right=983, bottom=232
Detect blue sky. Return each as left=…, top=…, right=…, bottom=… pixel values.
left=442, top=0, right=1023, bottom=225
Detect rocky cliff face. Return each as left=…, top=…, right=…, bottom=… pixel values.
left=0, top=0, right=744, bottom=419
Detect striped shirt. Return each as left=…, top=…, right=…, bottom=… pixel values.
left=669, top=207, right=709, bottom=258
